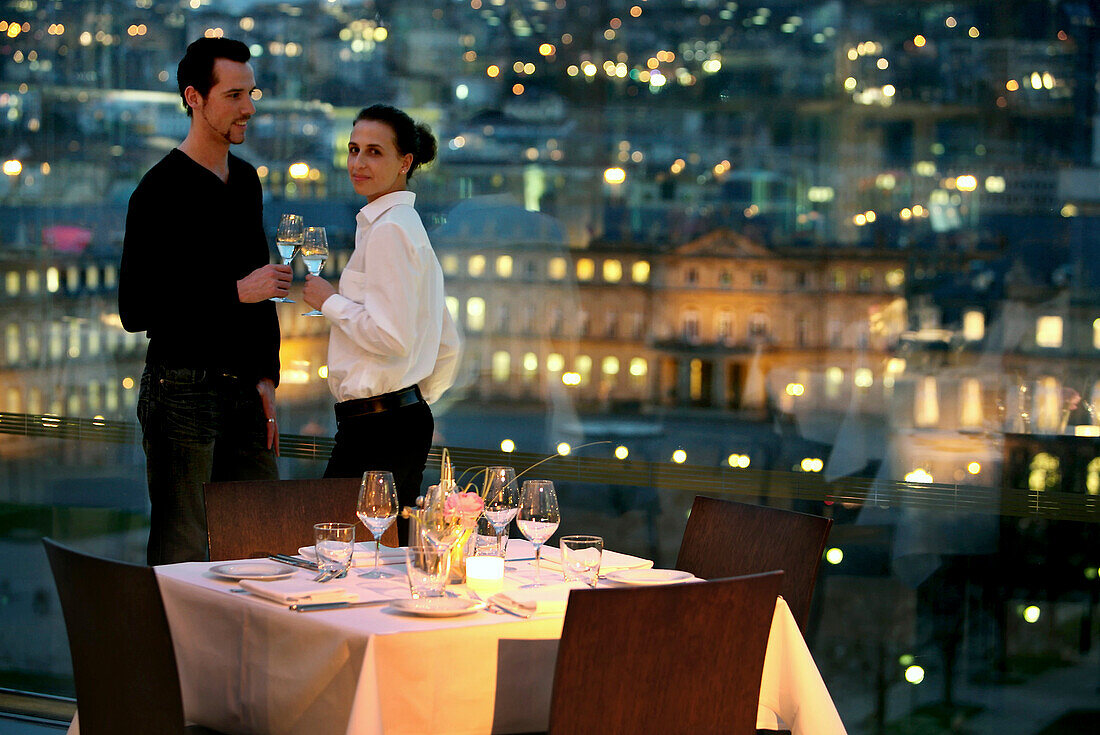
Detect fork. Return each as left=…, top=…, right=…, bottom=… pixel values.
left=312, top=567, right=338, bottom=583
left=464, top=590, right=508, bottom=616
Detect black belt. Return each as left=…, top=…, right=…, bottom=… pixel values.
left=335, top=386, right=424, bottom=419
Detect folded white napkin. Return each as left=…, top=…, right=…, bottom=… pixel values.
left=539, top=546, right=654, bottom=574
left=298, top=543, right=406, bottom=568
left=491, top=582, right=586, bottom=615
left=239, top=578, right=359, bottom=605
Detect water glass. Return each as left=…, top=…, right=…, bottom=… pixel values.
left=405, top=545, right=451, bottom=598
left=313, top=522, right=355, bottom=577
left=472, top=514, right=508, bottom=558
left=560, top=535, right=603, bottom=587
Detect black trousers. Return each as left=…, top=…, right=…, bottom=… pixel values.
left=323, top=399, right=434, bottom=545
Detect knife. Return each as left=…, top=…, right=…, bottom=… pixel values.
left=267, top=554, right=319, bottom=571
left=290, top=598, right=400, bottom=612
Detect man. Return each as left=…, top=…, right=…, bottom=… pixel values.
left=119, top=37, right=292, bottom=565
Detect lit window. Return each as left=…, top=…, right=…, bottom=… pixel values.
left=445, top=296, right=459, bottom=322
left=915, top=376, right=940, bottom=427
left=88, top=381, right=101, bottom=411
left=825, top=367, right=844, bottom=399
left=832, top=270, right=845, bottom=290
left=960, top=378, right=984, bottom=429
left=886, top=268, right=905, bottom=289
left=85, top=265, right=100, bottom=289
left=25, top=325, right=39, bottom=359
left=5, top=324, right=19, bottom=364
left=466, top=297, right=485, bottom=332
left=629, top=357, right=648, bottom=378
left=548, top=257, right=567, bottom=280
left=495, top=255, right=513, bottom=278
left=858, top=268, right=873, bottom=290
left=26, top=270, right=40, bottom=294
left=103, top=265, right=117, bottom=287
left=491, top=350, right=510, bottom=383
left=28, top=387, right=43, bottom=415
left=854, top=368, right=873, bottom=388
left=5, top=387, right=21, bottom=412
left=87, top=326, right=101, bottom=356
left=689, top=358, right=704, bottom=400
left=1035, top=316, right=1063, bottom=348
left=576, top=258, right=595, bottom=281
left=46, top=267, right=60, bottom=293
left=5, top=271, right=19, bottom=296
left=547, top=352, right=565, bottom=372
left=49, top=322, right=63, bottom=360
left=603, top=259, right=622, bottom=283
left=522, top=352, right=538, bottom=374
left=68, top=321, right=81, bottom=358
left=632, top=261, right=650, bottom=283
left=67, top=266, right=80, bottom=291
left=602, top=356, right=620, bottom=375
left=575, top=355, right=592, bottom=384
left=467, top=255, right=486, bottom=277
left=1093, top=318, right=1100, bottom=350
left=441, top=254, right=459, bottom=275
left=964, top=310, right=985, bottom=341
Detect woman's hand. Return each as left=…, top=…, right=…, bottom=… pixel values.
left=303, top=274, right=336, bottom=312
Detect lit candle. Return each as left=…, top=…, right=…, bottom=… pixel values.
left=466, top=556, right=505, bottom=594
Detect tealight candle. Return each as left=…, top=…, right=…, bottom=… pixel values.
left=465, top=555, right=505, bottom=594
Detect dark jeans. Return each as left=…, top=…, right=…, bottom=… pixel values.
left=137, top=365, right=278, bottom=565
left=324, top=399, right=434, bottom=545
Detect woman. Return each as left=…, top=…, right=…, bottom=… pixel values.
left=304, top=104, right=461, bottom=543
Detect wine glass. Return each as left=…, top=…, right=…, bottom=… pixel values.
left=482, top=466, right=518, bottom=557
left=516, top=479, right=560, bottom=587
left=271, top=213, right=303, bottom=303
left=300, top=226, right=329, bottom=316
left=419, top=486, right=468, bottom=550
left=356, top=470, right=399, bottom=578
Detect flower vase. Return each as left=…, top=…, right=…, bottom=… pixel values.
left=448, top=527, right=474, bottom=584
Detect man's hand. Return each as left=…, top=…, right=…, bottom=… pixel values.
left=256, top=377, right=279, bottom=456
left=237, top=264, right=293, bottom=303
left=303, top=274, right=336, bottom=312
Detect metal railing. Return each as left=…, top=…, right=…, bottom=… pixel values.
left=2, top=411, right=1098, bottom=522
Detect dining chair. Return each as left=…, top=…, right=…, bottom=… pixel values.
left=204, top=477, right=398, bottom=561
left=675, top=495, right=833, bottom=633
left=42, top=538, right=224, bottom=735
left=548, top=571, right=784, bottom=735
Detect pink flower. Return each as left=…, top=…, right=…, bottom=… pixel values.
left=444, top=491, right=484, bottom=518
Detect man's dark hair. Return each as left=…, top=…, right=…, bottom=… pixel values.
left=176, top=37, right=251, bottom=116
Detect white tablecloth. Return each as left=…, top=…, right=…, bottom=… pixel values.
left=68, top=542, right=846, bottom=735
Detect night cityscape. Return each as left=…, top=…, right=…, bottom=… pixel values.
left=0, top=1, right=1098, bottom=733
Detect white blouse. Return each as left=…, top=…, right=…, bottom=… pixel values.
left=320, top=190, right=461, bottom=404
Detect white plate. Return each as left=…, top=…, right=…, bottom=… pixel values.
left=389, top=597, right=486, bottom=617
left=605, top=569, right=694, bottom=586
left=209, top=562, right=295, bottom=581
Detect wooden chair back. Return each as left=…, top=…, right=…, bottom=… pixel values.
left=204, top=477, right=398, bottom=561
left=675, top=495, right=832, bottom=632
left=549, top=571, right=783, bottom=735
left=43, top=538, right=187, bottom=735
